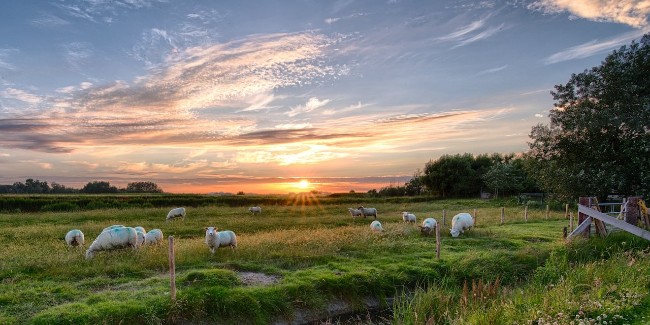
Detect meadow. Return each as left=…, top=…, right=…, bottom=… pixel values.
left=1, top=194, right=649, bottom=324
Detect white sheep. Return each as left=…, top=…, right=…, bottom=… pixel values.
left=450, top=213, right=474, bottom=237
left=102, top=224, right=125, bottom=232
left=65, top=229, right=85, bottom=247
left=370, top=220, right=384, bottom=232
left=144, top=229, right=163, bottom=246
left=358, top=206, right=378, bottom=219
left=402, top=212, right=417, bottom=223
left=419, top=218, right=437, bottom=236
left=166, top=207, right=186, bottom=222
left=205, top=227, right=237, bottom=254
left=348, top=208, right=363, bottom=218
left=135, top=230, right=146, bottom=246
left=134, top=226, right=146, bottom=234
left=248, top=206, right=262, bottom=215
left=85, top=226, right=140, bottom=260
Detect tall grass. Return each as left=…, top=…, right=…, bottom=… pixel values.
left=0, top=197, right=616, bottom=324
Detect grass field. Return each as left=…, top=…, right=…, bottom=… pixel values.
left=1, top=195, right=649, bottom=324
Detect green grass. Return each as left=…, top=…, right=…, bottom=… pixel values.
left=0, top=196, right=644, bottom=324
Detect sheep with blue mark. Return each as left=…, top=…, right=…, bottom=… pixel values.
left=85, top=226, right=140, bottom=260
left=418, top=218, right=437, bottom=236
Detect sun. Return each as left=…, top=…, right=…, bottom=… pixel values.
left=297, top=179, right=310, bottom=190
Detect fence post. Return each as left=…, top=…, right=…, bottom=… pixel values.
left=578, top=197, right=593, bottom=238
left=563, top=227, right=567, bottom=239
left=443, top=209, right=446, bottom=226
left=500, top=207, right=505, bottom=225
left=168, top=236, right=176, bottom=302
left=435, top=224, right=441, bottom=260
left=546, top=205, right=549, bottom=220
left=524, top=205, right=528, bottom=222
left=473, top=208, right=477, bottom=225
left=569, top=212, right=574, bottom=231
left=565, top=204, right=569, bottom=219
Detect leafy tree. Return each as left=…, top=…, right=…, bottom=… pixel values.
left=422, top=153, right=482, bottom=197
left=527, top=34, right=650, bottom=200
left=482, top=163, right=521, bottom=198
left=82, top=181, right=118, bottom=194
left=126, top=181, right=163, bottom=193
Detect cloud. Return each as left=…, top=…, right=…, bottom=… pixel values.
left=54, top=0, right=166, bottom=23
left=64, top=42, right=93, bottom=70
left=544, top=29, right=647, bottom=64
left=1, top=88, right=43, bottom=105
left=528, top=0, right=650, bottom=28
left=31, top=13, right=70, bottom=27
left=476, top=64, right=508, bottom=75
left=437, top=17, right=505, bottom=48
left=0, top=32, right=345, bottom=153
left=286, top=97, right=331, bottom=117
left=0, top=49, right=17, bottom=70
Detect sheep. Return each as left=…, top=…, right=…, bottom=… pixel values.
left=102, top=224, right=125, bottom=232
left=85, top=226, right=140, bottom=260
left=134, top=226, right=146, bottom=234
left=144, top=229, right=163, bottom=246
left=402, top=212, right=417, bottom=223
left=249, top=206, right=262, bottom=215
left=370, top=220, right=384, bottom=232
left=357, top=206, right=378, bottom=219
left=418, top=218, right=437, bottom=236
left=348, top=207, right=363, bottom=218
left=166, top=207, right=186, bottom=222
left=204, top=227, right=237, bottom=254
left=65, top=229, right=85, bottom=247
left=135, top=230, right=146, bottom=246
left=450, top=213, right=474, bottom=238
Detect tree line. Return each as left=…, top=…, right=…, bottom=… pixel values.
left=0, top=179, right=163, bottom=194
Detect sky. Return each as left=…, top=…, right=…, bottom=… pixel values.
left=1, top=0, right=649, bottom=194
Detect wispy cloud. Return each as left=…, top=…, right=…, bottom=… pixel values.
left=0, top=49, right=17, bottom=70
left=528, top=0, right=650, bottom=28
left=286, top=97, right=331, bottom=117
left=1, top=88, right=43, bottom=105
left=437, top=16, right=505, bottom=48
left=64, top=42, right=93, bottom=69
left=31, top=13, right=70, bottom=27
left=544, top=29, right=647, bottom=64
left=476, top=64, right=508, bottom=75
left=53, top=0, right=167, bottom=23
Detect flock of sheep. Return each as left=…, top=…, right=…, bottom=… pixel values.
left=348, top=206, right=475, bottom=238
left=64, top=205, right=475, bottom=260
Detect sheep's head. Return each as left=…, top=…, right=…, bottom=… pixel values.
left=450, top=228, right=460, bottom=237
left=205, top=227, right=218, bottom=237
left=402, top=211, right=410, bottom=217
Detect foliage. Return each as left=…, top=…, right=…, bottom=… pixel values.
left=125, top=181, right=163, bottom=193
left=527, top=34, right=650, bottom=200
left=81, top=181, right=119, bottom=194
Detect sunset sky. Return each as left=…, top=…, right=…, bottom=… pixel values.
left=1, top=0, right=649, bottom=194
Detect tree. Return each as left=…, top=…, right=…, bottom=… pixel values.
left=482, top=163, right=521, bottom=198
left=126, top=181, right=163, bottom=193
left=422, top=153, right=482, bottom=197
left=82, top=181, right=118, bottom=194
left=527, top=34, right=650, bottom=200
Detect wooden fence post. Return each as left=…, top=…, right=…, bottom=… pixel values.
left=435, top=224, right=441, bottom=260
left=578, top=197, right=593, bottom=238
left=625, top=196, right=642, bottom=227
left=500, top=207, right=505, bottom=225
left=443, top=209, right=446, bottom=226
left=524, top=205, right=528, bottom=222
left=565, top=204, right=569, bottom=219
left=473, top=208, right=477, bottom=225
left=168, top=236, right=176, bottom=302
left=546, top=205, right=550, bottom=220
left=563, top=227, right=567, bottom=239
left=569, top=212, right=574, bottom=231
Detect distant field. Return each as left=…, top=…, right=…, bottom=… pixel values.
left=0, top=195, right=648, bottom=324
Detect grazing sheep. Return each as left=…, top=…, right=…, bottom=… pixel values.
left=348, top=208, right=363, bottom=218
left=85, top=226, right=139, bottom=260
left=370, top=220, right=384, bottom=232
left=144, top=229, right=163, bottom=246
left=134, top=226, right=146, bottom=234
left=402, top=212, right=417, bottom=223
left=135, top=230, right=146, bottom=246
left=65, top=229, right=85, bottom=247
left=357, top=206, right=378, bottom=219
left=205, top=227, right=237, bottom=254
left=166, top=207, right=186, bottom=222
left=419, top=218, right=437, bottom=236
left=249, top=206, right=262, bottom=215
left=450, top=213, right=474, bottom=238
